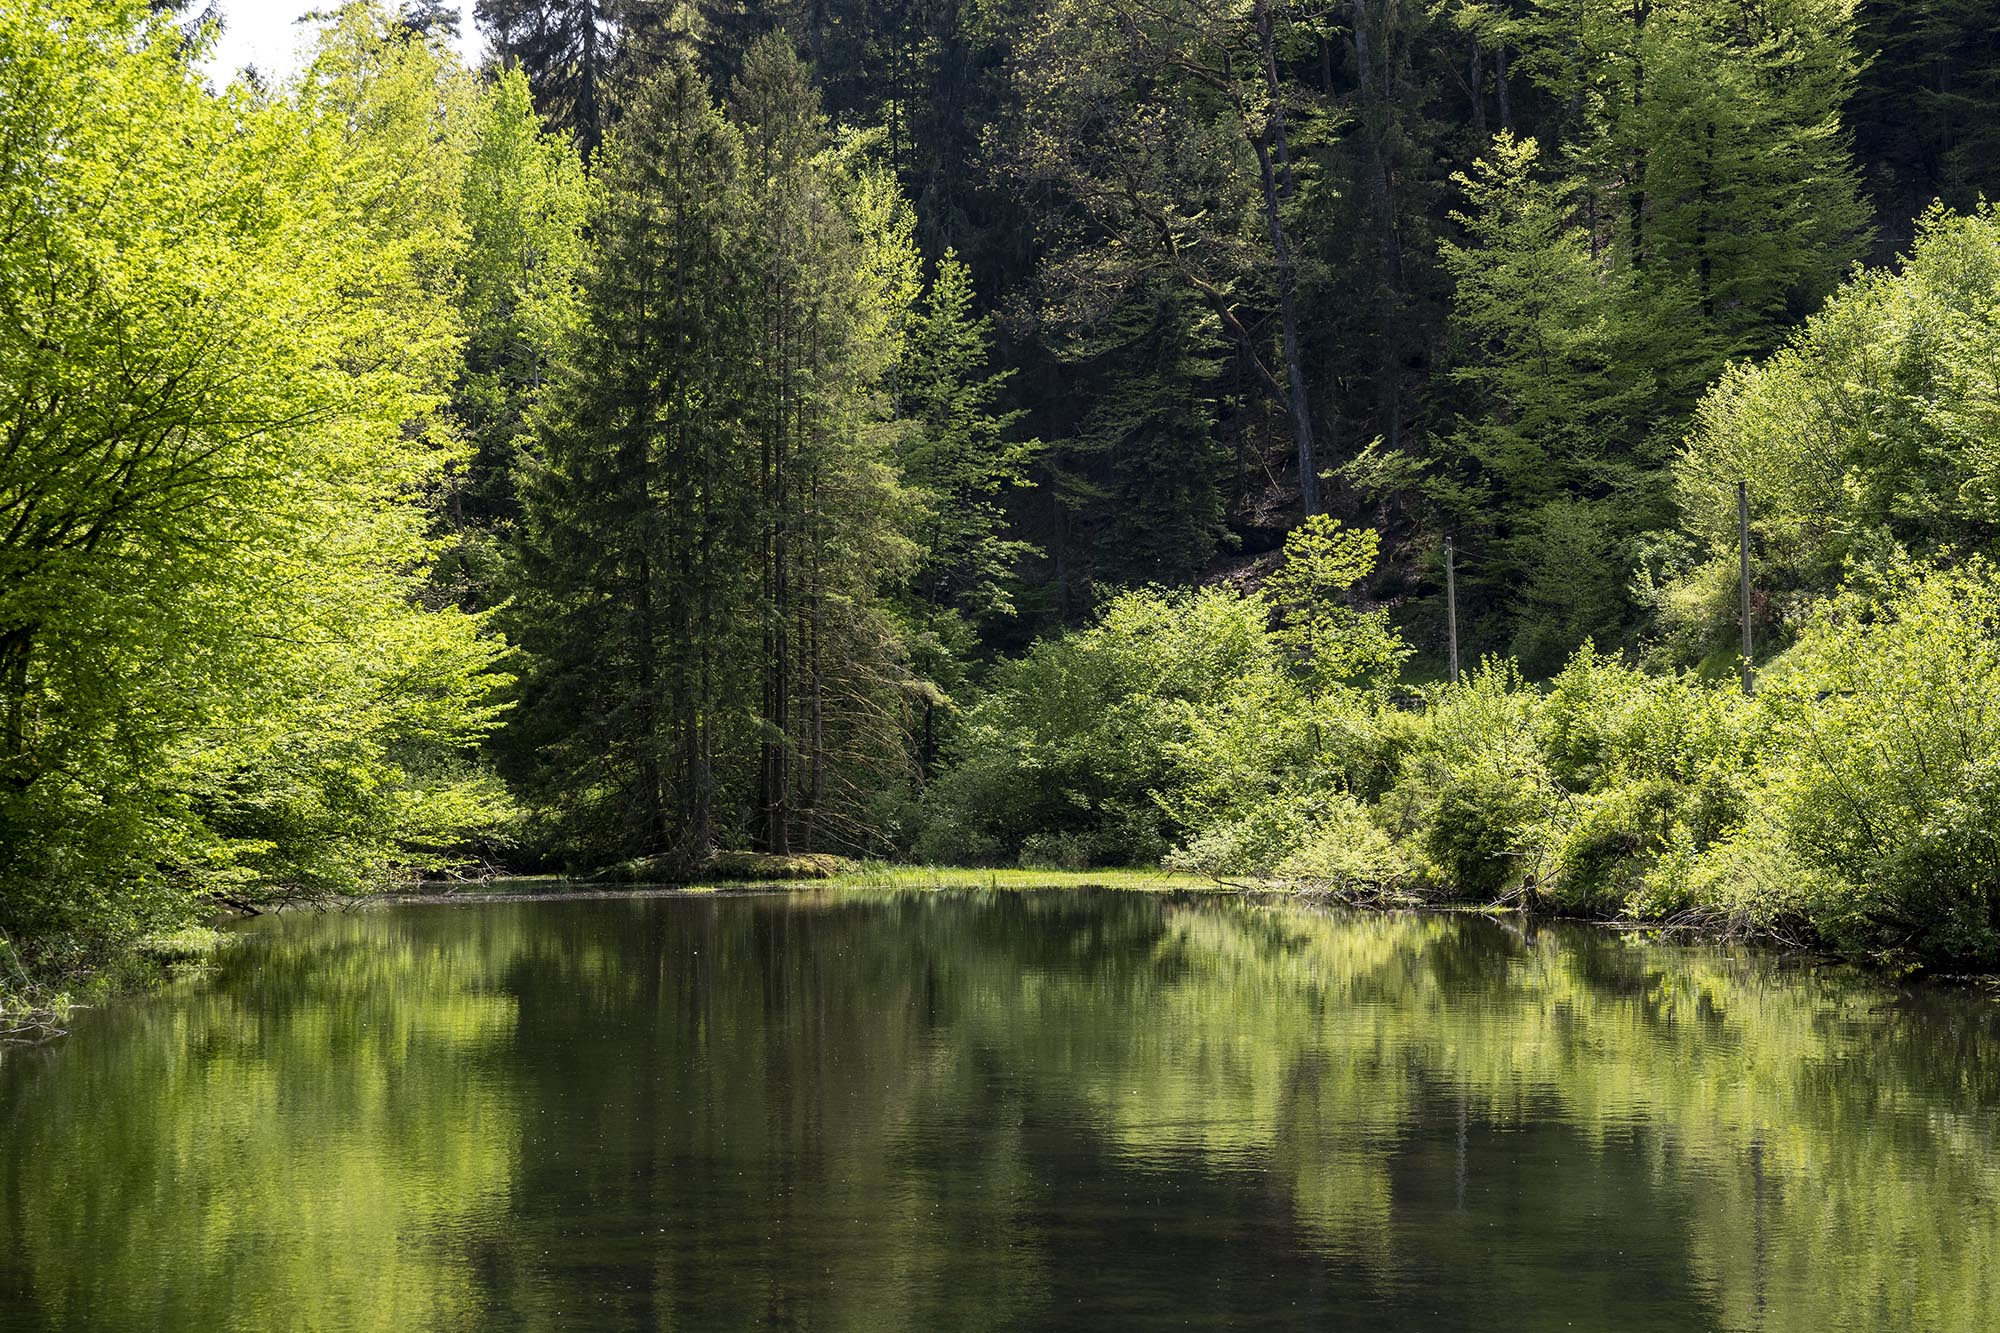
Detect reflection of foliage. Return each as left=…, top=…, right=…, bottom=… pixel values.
left=2, top=918, right=524, bottom=1327
left=5, top=894, right=1997, bottom=1329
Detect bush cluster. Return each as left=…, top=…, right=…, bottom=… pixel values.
left=917, top=543, right=2000, bottom=972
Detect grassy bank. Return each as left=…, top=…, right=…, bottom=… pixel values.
left=395, top=865, right=1223, bottom=900
left=907, top=561, right=2000, bottom=975
left=1, top=927, right=223, bottom=1041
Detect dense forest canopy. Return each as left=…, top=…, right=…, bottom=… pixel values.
left=10, top=0, right=2000, bottom=990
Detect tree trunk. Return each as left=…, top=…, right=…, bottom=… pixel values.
left=1630, top=0, right=1650, bottom=269
left=1471, top=40, right=1486, bottom=141
left=1352, top=0, right=1407, bottom=457
left=1253, top=0, right=1320, bottom=514
left=0, top=627, right=31, bottom=786
left=633, top=546, right=668, bottom=851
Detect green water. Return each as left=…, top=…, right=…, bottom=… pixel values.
left=1, top=890, right=1996, bottom=1331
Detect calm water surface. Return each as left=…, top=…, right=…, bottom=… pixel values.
left=2, top=889, right=1997, bottom=1331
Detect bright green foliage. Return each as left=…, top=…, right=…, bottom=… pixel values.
left=1737, top=563, right=2000, bottom=968
left=0, top=1, right=512, bottom=957
left=437, top=67, right=586, bottom=608
left=919, top=588, right=1285, bottom=867
left=1533, top=648, right=1754, bottom=914
left=1404, top=0, right=1872, bottom=671
left=1377, top=662, right=1550, bottom=898
left=1523, top=0, right=1872, bottom=377
left=1669, top=205, right=2000, bottom=662
left=1263, top=514, right=1410, bottom=688
left=933, top=549, right=2000, bottom=970
left=921, top=567, right=1418, bottom=872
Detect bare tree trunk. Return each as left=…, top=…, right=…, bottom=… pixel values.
left=1253, top=0, right=1320, bottom=514
left=1630, top=0, right=1650, bottom=268
left=0, top=628, right=31, bottom=785
left=1471, top=39, right=1487, bottom=141
left=633, top=547, right=668, bottom=851
left=1352, top=0, right=1407, bottom=455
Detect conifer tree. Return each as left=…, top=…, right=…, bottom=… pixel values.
left=438, top=66, right=586, bottom=609
left=1433, top=133, right=1653, bottom=666
left=513, top=52, right=756, bottom=864
left=891, top=245, right=1039, bottom=780
left=898, top=251, right=1037, bottom=627
left=1070, top=283, right=1233, bottom=591
left=1521, top=0, right=1871, bottom=401
left=475, top=0, right=621, bottom=156
left=1849, top=0, right=2000, bottom=240
left=513, top=35, right=920, bottom=865
left=733, top=33, right=916, bottom=854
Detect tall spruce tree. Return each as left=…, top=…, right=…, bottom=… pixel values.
left=513, top=35, right=920, bottom=866
left=1432, top=134, right=1652, bottom=668
left=893, top=245, right=1039, bottom=780
left=512, top=52, right=755, bottom=865
left=733, top=33, right=917, bottom=854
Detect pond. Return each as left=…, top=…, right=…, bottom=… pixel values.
left=1, top=889, right=1996, bottom=1330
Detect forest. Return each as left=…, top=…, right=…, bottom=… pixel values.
left=8, top=0, right=2000, bottom=1008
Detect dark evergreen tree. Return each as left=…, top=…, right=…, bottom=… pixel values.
left=1075, top=283, right=1234, bottom=591
left=398, top=1, right=464, bottom=38
left=893, top=246, right=1038, bottom=779
left=732, top=33, right=919, bottom=855
left=475, top=0, right=620, bottom=155
left=1850, top=0, right=2000, bottom=248
left=511, top=52, right=756, bottom=864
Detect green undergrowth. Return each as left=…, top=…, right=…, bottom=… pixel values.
left=910, top=558, right=2000, bottom=975
left=2, top=926, right=223, bottom=1040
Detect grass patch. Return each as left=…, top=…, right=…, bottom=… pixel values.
left=793, top=864, right=1223, bottom=893
left=402, top=864, right=1227, bottom=898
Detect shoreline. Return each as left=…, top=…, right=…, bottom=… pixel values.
left=13, top=872, right=1994, bottom=1043
left=327, top=875, right=2000, bottom=988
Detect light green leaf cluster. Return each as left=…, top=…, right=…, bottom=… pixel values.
left=1670, top=204, right=2000, bottom=661
left=920, top=544, right=1424, bottom=868
left=1721, top=561, right=2000, bottom=965
left=1263, top=513, right=1411, bottom=689
left=0, top=1, right=514, bottom=951
left=930, top=541, right=2000, bottom=969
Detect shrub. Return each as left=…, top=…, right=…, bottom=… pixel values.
left=1740, top=562, right=2000, bottom=967
left=1534, top=647, right=1755, bottom=914
left=918, top=587, right=1281, bottom=866
left=1272, top=796, right=1408, bottom=891
left=1381, top=661, right=1552, bottom=899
